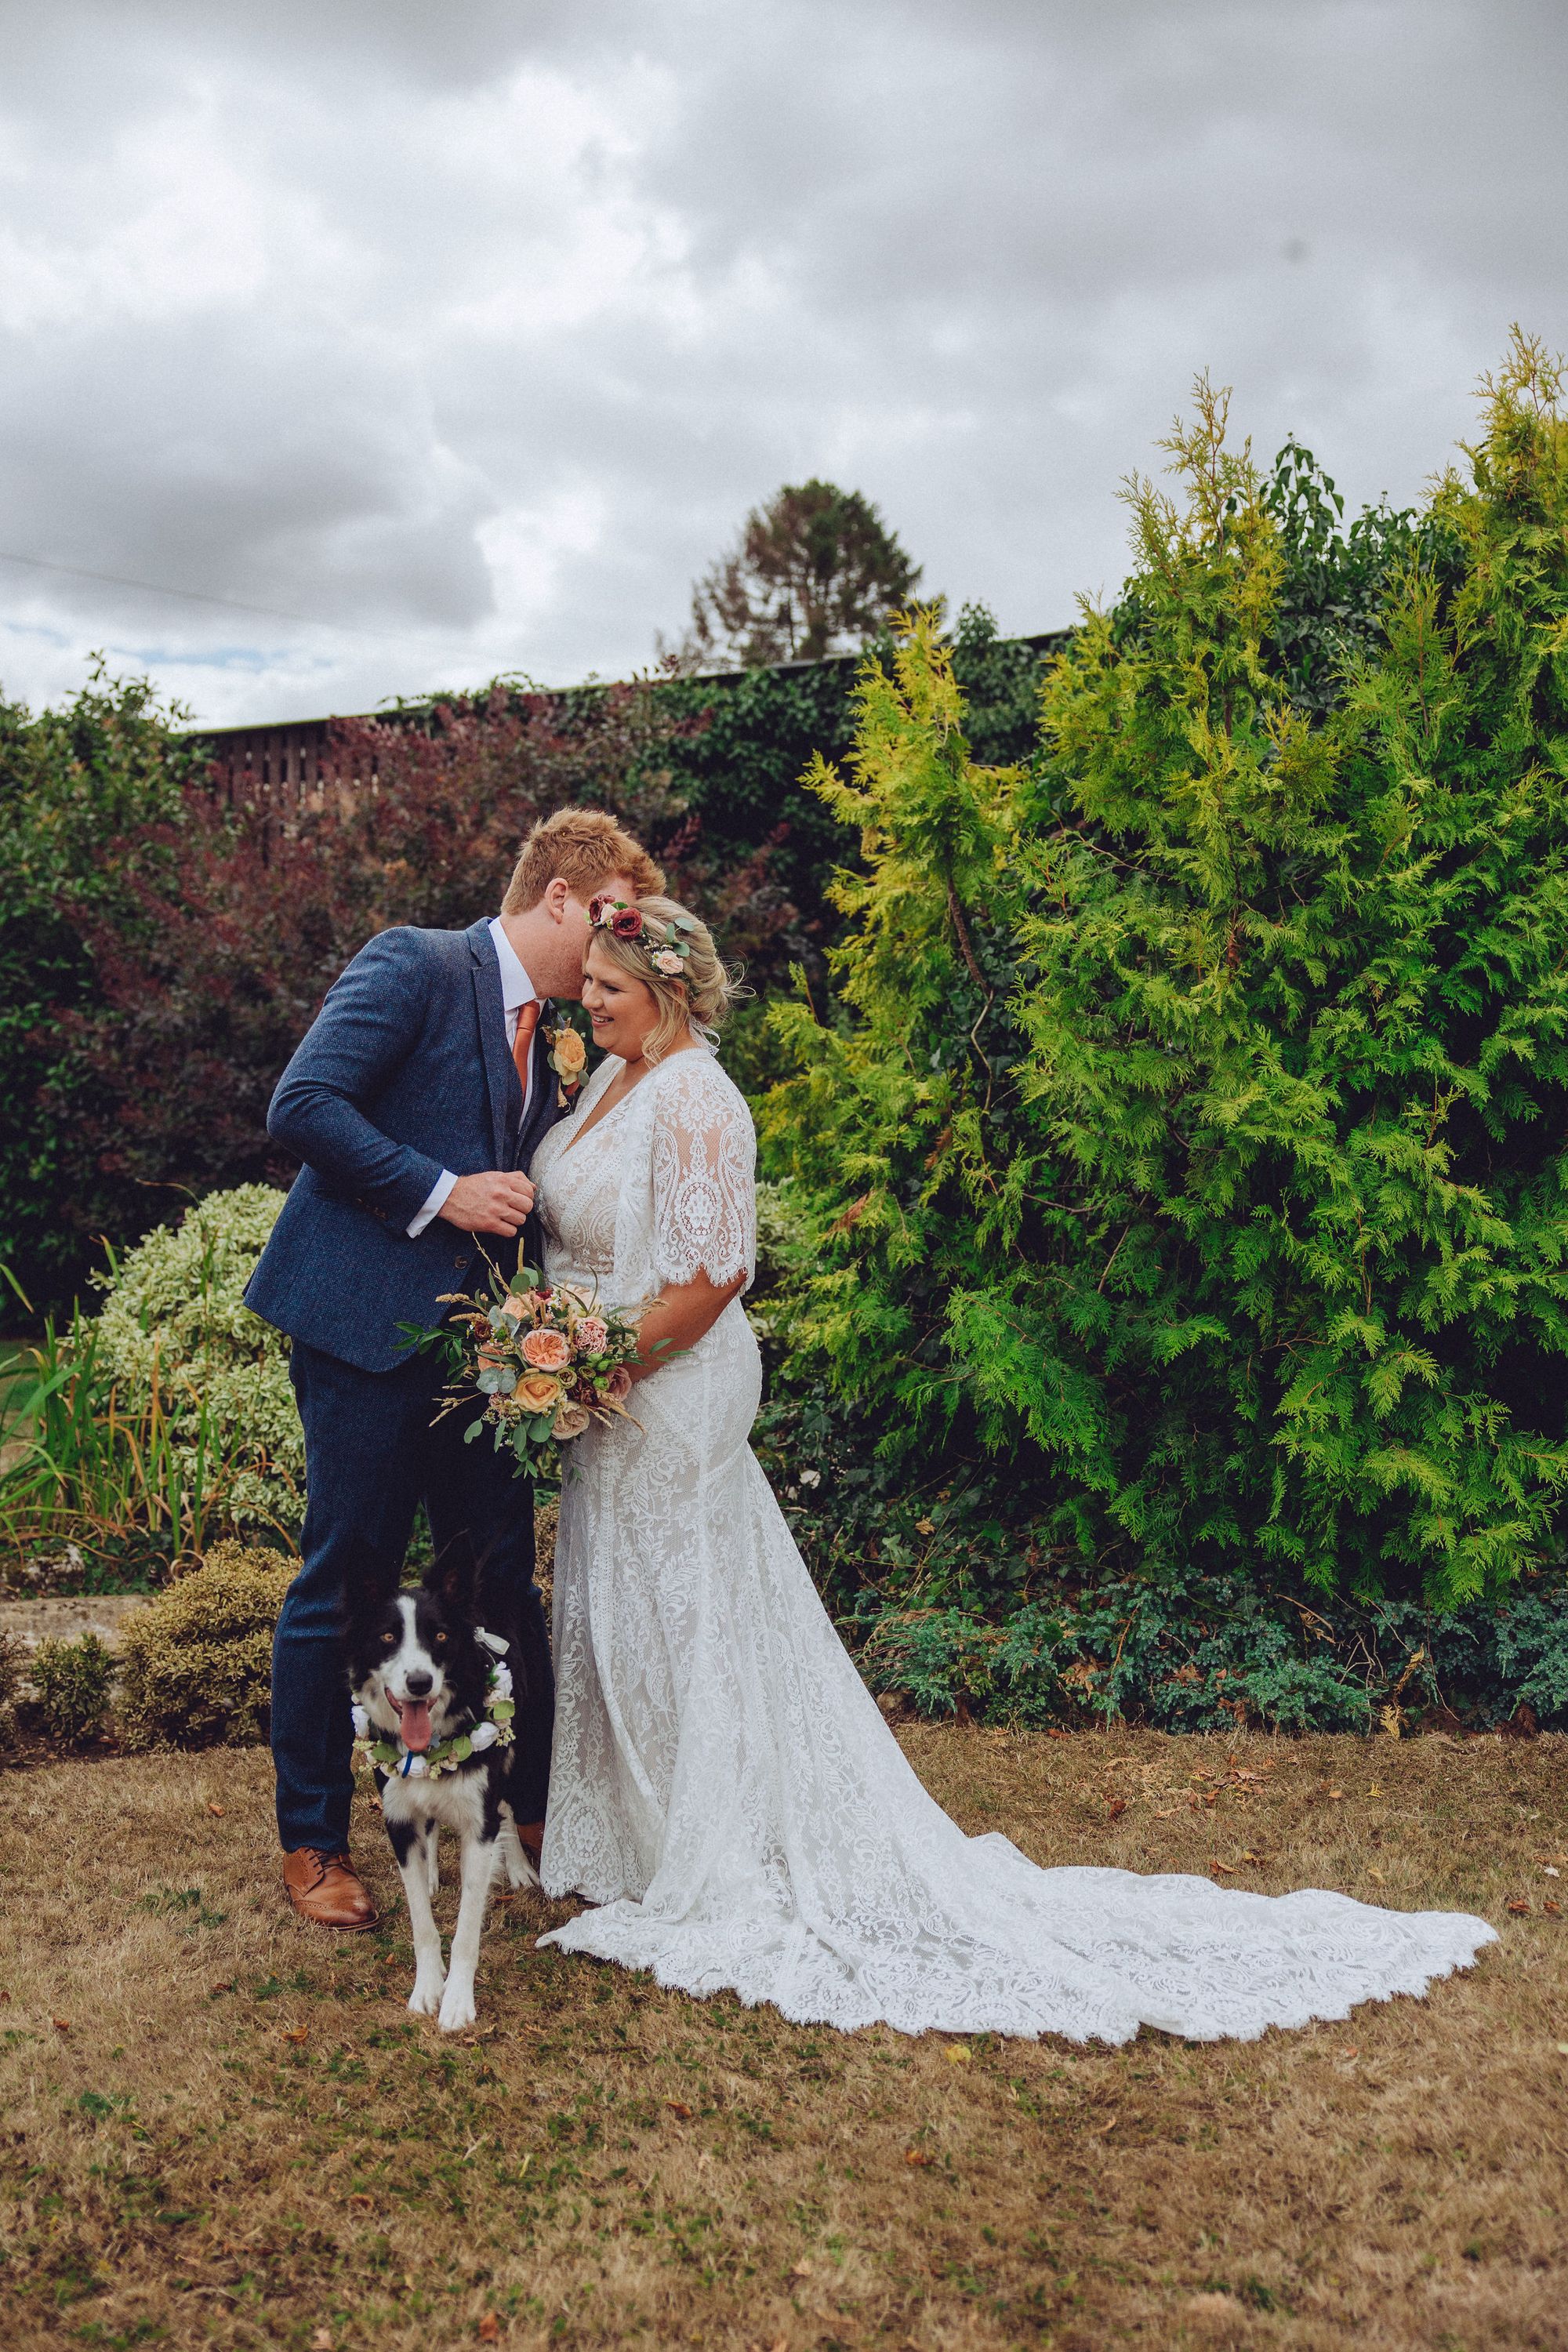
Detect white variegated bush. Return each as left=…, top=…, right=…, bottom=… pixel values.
left=93, top=1185, right=303, bottom=1533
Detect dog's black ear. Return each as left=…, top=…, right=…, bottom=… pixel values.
left=339, top=1539, right=395, bottom=1642
left=428, top=1530, right=479, bottom=1616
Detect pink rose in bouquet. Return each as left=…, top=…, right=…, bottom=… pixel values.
left=521, top=1327, right=572, bottom=1371
left=573, top=1315, right=610, bottom=1357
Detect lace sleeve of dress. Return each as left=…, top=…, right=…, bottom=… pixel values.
left=648, top=1056, right=757, bottom=1291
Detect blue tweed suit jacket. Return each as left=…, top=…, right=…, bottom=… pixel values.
left=245, top=920, right=563, bottom=1373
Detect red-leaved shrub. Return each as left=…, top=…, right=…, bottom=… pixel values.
left=49, top=683, right=793, bottom=1250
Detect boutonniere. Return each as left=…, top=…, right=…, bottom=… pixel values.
left=544, top=1022, right=588, bottom=1108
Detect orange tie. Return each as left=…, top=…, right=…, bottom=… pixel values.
left=512, top=998, right=540, bottom=1091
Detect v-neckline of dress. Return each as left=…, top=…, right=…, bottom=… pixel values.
left=560, top=1044, right=709, bottom=1160
left=558, top=1059, right=648, bottom=1159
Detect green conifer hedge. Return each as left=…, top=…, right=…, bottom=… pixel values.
left=764, top=332, right=1568, bottom=1609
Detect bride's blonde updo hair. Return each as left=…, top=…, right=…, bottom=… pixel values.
left=586, top=892, right=742, bottom=1062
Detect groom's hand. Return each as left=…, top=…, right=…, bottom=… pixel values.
left=438, top=1171, right=536, bottom=1236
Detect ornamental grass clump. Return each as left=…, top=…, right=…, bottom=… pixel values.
left=117, top=1541, right=296, bottom=1750
left=765, top=331, right=1568, bottom=1610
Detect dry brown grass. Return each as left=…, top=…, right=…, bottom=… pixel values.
left=2, top=1726, right=1564, bottom=2350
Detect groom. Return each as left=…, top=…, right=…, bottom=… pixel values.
left=247, top=806, right=662, bottom=1929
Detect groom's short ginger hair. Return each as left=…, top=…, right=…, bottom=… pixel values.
left=502, top=807, right=663, bottom=914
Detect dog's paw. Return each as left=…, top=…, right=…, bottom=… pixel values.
left=437, top=1979, right=477, bottom=2033
left=499, top=1818, right=541, bottom=1890
left=408, top=1972, right=445, bottom=2018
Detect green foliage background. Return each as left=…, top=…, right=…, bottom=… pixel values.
left=0, top=670, right=201, bottom=1303
left=764, top=333, right=1568, bottom=1615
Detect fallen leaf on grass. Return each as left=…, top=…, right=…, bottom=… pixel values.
left=1154, top=1807, right=1178, bottom=1819
left=1508, top=1900, right=1531, bottom=1916
left=946, top=2043, right=971, bottom=2063
left=1107, top=1798, right=1127, bottom=1820
left=51, top=2017, right=71, bottom=2033
left=1546, top=1901, right=1563, bottom=1918
left=310, top=2332, right=332, bottom=2351
left=206, top=1803, right=226, bottom=1818
left=1092, top=2114, right=1118, bottom=2135
left=1368, top=1867, right=1386, bottom=1885
left=209, top=1981, right=234, bottom=1996
left=904, top=2148, right=936, bottom=2166
left=1544, top=1866, right=1561, bottom=1878
left=1239, top=1851, right=1266, bottom=1867
left=281, top=2026, right=309, bottom=2043
left=789, top=2261, right=813, bottom=2280
left=1209, top=1860, right=1235, bottom=1876
left=477, top=2318, right=500, bottom=2343
left=347, top=2193, right=373, bottom=2209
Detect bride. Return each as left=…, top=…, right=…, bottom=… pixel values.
left=528, top=894, right=1495, bottom=2042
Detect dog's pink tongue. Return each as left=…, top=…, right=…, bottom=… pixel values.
left=397, top=1698, right=432, bottom=1752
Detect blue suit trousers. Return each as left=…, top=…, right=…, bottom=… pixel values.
left=271, top=1336, right=555, bottom=1853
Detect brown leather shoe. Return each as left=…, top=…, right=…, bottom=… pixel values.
left=282, top=1848, right=378, bottom=1931
left=516, top=1820, right=545, bottom=1869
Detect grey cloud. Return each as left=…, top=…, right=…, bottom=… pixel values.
left=0, top=0, right=1563, bottom=725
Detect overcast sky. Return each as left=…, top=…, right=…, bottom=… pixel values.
left=1, top=0, right=1563, bottom=729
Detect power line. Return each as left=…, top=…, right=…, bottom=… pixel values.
left=0, top=545, right=448, bottom=643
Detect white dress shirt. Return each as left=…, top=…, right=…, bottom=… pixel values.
left=406, top=916, right=539, bottom=1237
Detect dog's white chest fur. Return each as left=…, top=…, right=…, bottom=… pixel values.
left=380, top=1767, right=487, bottom=1840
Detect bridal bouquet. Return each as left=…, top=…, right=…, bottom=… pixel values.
left=422, top=1265, right=641, bottom=1481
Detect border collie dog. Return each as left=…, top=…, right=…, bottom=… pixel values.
left=347, top=1542, right=539, bottom=2031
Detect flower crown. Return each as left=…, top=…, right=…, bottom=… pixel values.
left=588, top=897, right=699, bottom=980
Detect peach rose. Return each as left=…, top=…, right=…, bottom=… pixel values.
left=605, top=1363, right=633, bottom=1402
left=521, top=1327, right=571, bottom=1371
left=514, top=1372, right=564, bottom=1415
left=551, top=1027, right=587, bottom=1079
left=499, top=1292, right=530, bottom=1319
left=552, top=1400, right=592, bottom=1441
left=572, top=1315, right=609, bottom=1356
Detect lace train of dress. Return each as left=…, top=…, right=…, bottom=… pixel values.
left=528, top=1048, right=1496, bottom=2042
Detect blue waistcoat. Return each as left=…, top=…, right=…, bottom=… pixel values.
left=245, top=919, right=564, bottom=1372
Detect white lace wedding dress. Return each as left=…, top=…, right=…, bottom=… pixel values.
left=528, top=1043, right=1496, bottom=2041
